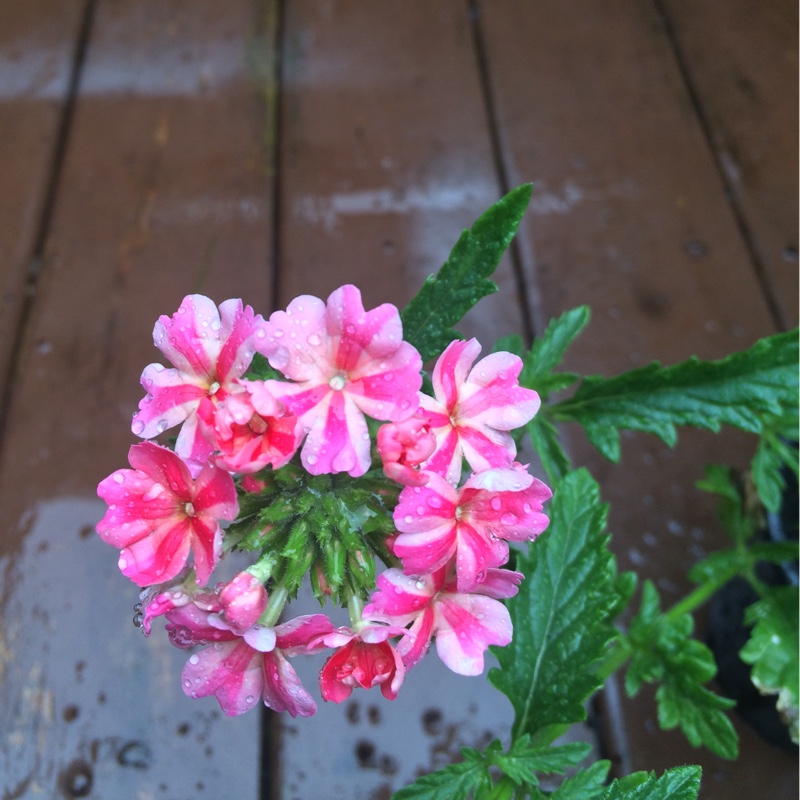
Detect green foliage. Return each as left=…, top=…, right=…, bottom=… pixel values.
left=751, top=408, right=799, bottom=513
left=625, top=581, right=738, bottom=759
left=519, top=306, right=590, bottom=400
left=740, top=585, right=800, bottom=743
left=400, top=184, right=532, bottom=363
left=601, top=766, right=701, bottom=800
left=489, top=470, right=631, bottom=739
left=392, top=738, right=592, bottom=800
left=552, top=329, right=798, bottom=461
left=528, top=414, right=572, bottom=484
left=544, top=761, right=610, bottom=799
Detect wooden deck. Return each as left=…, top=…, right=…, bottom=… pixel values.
left=0, top=1, right=796, bottom=798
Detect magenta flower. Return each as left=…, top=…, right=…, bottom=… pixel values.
left=419, top=339, right=541, bottom=484
left=196, top=380, right=301, bottom=474
left=365, top=566, right=521, bottom=675
left=166, top=596, right=335, bottom=717
left=376, top=413, right=437, bottom=486
left=257, top=284, right=422, bottom=477
left=132, top=295, right=267, bottom=470
left=96, top=441, right=238, bottom=586
left=392, top=466, right=551, bottom=592
left=315, top=624, right=406, bottom=702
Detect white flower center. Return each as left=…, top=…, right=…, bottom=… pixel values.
left=184, top=502, right=196, bottom=517
left=329, top=374, right=347, bottom=391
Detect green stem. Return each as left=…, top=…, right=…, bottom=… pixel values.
left=664, top=574, right=731, bottom=623
left=347, top=593, right=365, bottom=628
left=259, top=584, right=289, bottom=628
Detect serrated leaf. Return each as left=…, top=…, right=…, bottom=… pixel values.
left=553, top=329, right=798, bottom=462
left=601, top=766, right=701, bottom=800
left=520, top=306, right=590, bottom=399
left=550, top=761, right=610, bottom=800
left=528, top=415, right=572, bottom=484
left=392, top=751, right=491, bottom=800
left=489, top=469, right=624, bottom=738
left=752, top=409, right=799, bottom=512
left=740, top=585, right=799, bottom=743
left=492, top=738, right=592, bottom=786
left=626, top=581, right=738, bottom=758
left=400, top=184, right=532, bottom=363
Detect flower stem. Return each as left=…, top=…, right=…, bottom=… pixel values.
left=259, top=584, right=289, bottom=628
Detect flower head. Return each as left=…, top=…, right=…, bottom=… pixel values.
left=420, top=339, right=540, bottom=484
left=365, top=565, right=521, bottom=675
left=316, top=623, right=406, bottom=702
left=257, top=285, right=422, bottom=476
left=132, top=295, right=267, bottom=471
left=96, top=441, right=238, bottom=586
left=165, top=594, right=335, bottom=717
left=196, top=379, right=301, bottom=474
left=392, top=465, right=551, bottom=592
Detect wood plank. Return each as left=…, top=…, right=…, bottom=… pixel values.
left=0, top=0, right=87, bottom=393
left=661, top=0, right=799, bottom=329
left=0, top=1, right=276, bottom=795
left=273, top=2, right=584, bottom=798
left=478, top=0, right=797, bottom=794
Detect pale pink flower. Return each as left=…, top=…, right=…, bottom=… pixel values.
left=364, top=565, right=521, bottom=675
left=393, top=465, right=551, bottom=593
left=132, top=295, right=267, bottom=470
left=376, top=413, right=436, bottom=486
left=166, top=596, right=335, bottom=717
left=196, top=380, right=301, bottom=474
left=315, top=623, right=406, bottom=703
left=96, top=441, right=238, bottom=586
left=420, top=339, right=540, bottom=484
left=257, top=284, right=422, bottom=477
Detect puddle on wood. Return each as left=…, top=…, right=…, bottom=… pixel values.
left=0, top=497, right=259, bottom=797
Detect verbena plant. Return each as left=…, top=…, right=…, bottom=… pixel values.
left=96, top=186, right=798, bottom=798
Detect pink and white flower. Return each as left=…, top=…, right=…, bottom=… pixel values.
left=96, top=441, right=238, bottom=586
left=196, top=379, right=301, bottom=474
left=364, top=565, right=521, bottom=675
left=257, top=284, right=422, bottom=477
left=315, top=623, right=406, bottom=703
left=166, top=594, right=335, bottom=717
left=132, top=295, right=267, bottom=470
left=393, top=465, right=551, bottom=592
left=420, top=339, right=540, bottom=484
left=377, top=413, right=436, bottom=486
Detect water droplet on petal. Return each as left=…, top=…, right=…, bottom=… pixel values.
left=427, top=496, right=442, bottom=509
left=156, top=419, right=169, bottom=434
left=132, top=420, right=145, bottom=435
left=307, top=334, right=321, bottom=346
left=501, top=512, right=517, bottom=526
left=490, top=497, right=502, bottom=512
left=404, top=515, right=413, bottom=524
left=189, top=654, right=200, bottom=665
left=113, top=473, right=125, bottom=485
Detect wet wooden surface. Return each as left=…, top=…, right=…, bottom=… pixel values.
left=0, top=1, right=796, bottom=798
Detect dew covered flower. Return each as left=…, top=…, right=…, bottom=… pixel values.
left=196, top=379, right=301, bottom=474
left=377, top=413, right=436, bottom=486
left=96, top=441, right=238, bottom=586
left=166, top=593, right=335, bottom=717
left=364, top=565, right=521, bottom=675
left=132, top=295, right=267, bottom=470
left=315, top=623, right=406, bottom=703
left=420, top=338, right=540, bottom=484
left=256, top=284, right=422, bottom=477
left=393, top=465, right=551, bottom=592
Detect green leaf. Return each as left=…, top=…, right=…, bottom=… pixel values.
left=520, top=306, right=590, bottom=399
left=752, top=408, right=799, bottom=513
left=625, top=581, right=738, bottom=758
left=553, top=329, right=799, bottom=461
left=391, top=749, right=491, bottom=800
left=400, top=184, right=532, bottom=363
left=696, top=464, right=755, bottom=547
left=740, top=585, right=800, bottom=743
left=528, top=415, right=572, bottom=484
left=489, top=469, right=625, bottom=738
left=491, top=738, right=592, bottom=786
left=601, top=766, right=701, bottom=800
left=550, top=761, right=611, bottom=800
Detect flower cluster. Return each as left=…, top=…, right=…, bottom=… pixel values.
left=97, top=285, right=551, bottom=717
